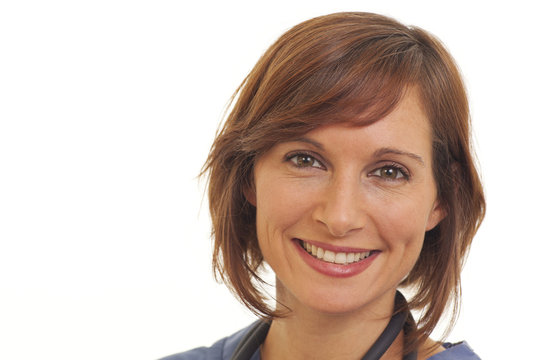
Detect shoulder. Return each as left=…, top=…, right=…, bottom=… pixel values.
left=158, top=321, right=259, bottom=360
left=426, top=341, right=482, bottom=360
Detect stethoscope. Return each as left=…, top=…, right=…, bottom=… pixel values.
left=231, top=291, right=417, bottom=360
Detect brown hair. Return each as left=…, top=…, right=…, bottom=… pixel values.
left=202, top=11, right=485, bottom=351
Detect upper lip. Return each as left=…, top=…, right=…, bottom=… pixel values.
left=294, top=238, right=375, bottom=253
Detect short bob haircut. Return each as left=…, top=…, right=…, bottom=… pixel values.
left=202, top=12, right=485, bottom=349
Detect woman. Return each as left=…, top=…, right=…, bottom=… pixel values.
left=164, top=12, right=485, bottom=360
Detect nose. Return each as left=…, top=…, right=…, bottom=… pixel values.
left=313, top=174, right=366, bottom=238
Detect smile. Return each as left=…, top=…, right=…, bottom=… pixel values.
left=298, top=239, right=375, bottom=265
left=293, top=239, right=380, bottom=278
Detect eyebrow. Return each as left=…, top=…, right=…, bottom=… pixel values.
left=288, top=137, right=326, bottom=150
left=373, top=147, right=425, bottom=166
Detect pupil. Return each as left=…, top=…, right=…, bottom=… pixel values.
left=300, top=156, right=312, bottom=166
left=383, top=167, right=396, bottom=178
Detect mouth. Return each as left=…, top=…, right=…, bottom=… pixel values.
left=297, top=239, right=378, bottom=265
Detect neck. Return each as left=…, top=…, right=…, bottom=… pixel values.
left=261, top=286, right=404, bottom=360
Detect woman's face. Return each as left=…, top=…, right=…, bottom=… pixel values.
left=248, top=89, right=444, bottom=315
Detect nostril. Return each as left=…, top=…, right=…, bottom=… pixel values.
left=324, top=214, right=363, bottom=238
left=312, top=184, right=366, bottom=237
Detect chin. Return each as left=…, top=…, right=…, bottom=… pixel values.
left=282, top=284, right=396, bottom=317
left=306, top=299, right=371, bottom=316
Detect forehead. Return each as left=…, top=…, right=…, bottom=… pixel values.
left=289, top=89, right=432, bottom=155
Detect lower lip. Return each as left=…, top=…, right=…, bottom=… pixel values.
left=293, top=240, right=379, bottom=278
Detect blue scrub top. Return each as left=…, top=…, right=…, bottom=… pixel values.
left=160, top=321, right=481, bottom=360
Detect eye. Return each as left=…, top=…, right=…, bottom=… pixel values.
left=287, top=153, right=325, bottom=169
left=370, top=164, right=409, bottom=180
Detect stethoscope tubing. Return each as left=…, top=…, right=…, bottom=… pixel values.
left=230, top=291, right=417, bottom=360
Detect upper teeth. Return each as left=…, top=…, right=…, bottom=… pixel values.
left=301, top=241, right=371, bottom=265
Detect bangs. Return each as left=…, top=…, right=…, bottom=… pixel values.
left=280, top=43, right=424, bottom=125
left=240, top=14, right=425, bottom=151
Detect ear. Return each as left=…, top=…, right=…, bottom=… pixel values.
left=425, top=200, right=446, bottom=231
left=243, top=184, right=256, bottom=207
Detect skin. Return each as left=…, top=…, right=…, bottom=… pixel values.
left=247, top=89, right=445, bottom=359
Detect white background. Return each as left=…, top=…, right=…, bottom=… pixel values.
left=1, top=1, right=538, bottom=359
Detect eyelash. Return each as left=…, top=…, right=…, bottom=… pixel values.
left=284, top=152, right=410, bottom=181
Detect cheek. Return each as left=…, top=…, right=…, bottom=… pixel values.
left=255, top=178, right=314, bottom=246
left=370, top=195, right=431, bottom=252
